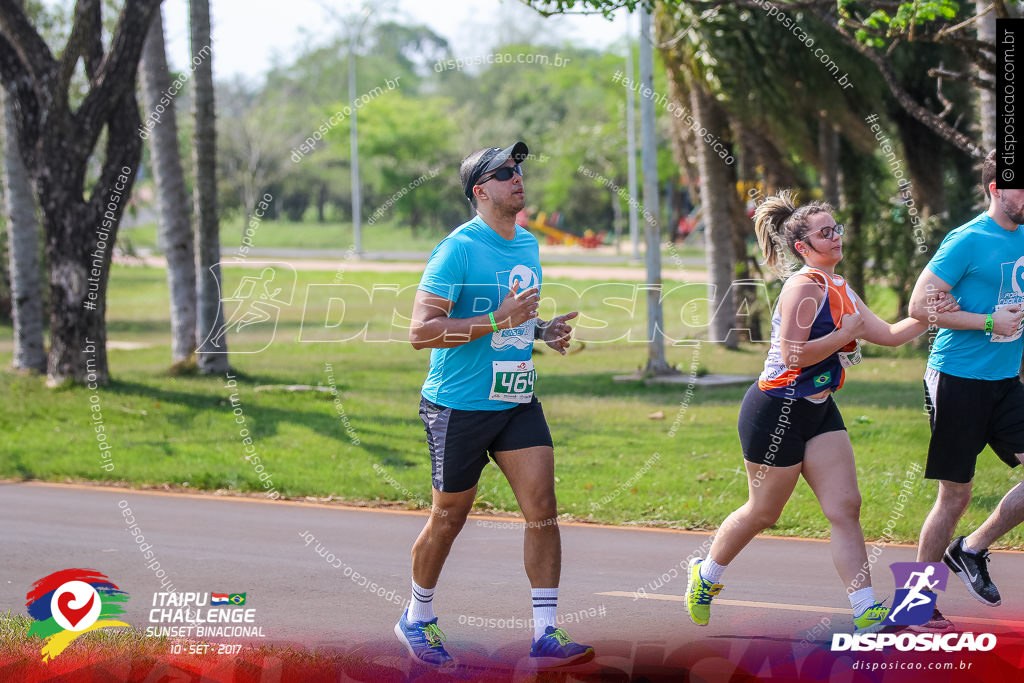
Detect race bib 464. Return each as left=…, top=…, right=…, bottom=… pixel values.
left=489, top=360, right=535, bottom=403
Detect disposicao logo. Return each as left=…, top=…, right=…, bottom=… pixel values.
left=831, top=562, right=996, bottom=653
left=25, top=569, right=129, bottom=661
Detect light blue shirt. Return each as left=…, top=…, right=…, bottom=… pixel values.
left=419, top=215, right=542, bottom=410
left=927, top=213, right=1024, bottom=380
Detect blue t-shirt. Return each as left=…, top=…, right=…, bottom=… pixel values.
left=927, top=212, right=1024, bottom=380
left=418, top=215, right=542, bottom=411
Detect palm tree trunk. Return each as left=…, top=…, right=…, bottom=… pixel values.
left=819, top=112, right=840, bottom=207
left=838, top=139, right=868, bottom=300
left=190, top=0, right=230, bottom=373
left=1, top=86, right=45, bottom=372
left=691, top=85, right=737, bottom=349
left=141, top=8, right=197, bottom=366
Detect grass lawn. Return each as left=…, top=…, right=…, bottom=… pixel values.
left=118, top=218, right=708, bottom=266
left=120, top=218, right=448, bottom=255
left=2, top=264, right=1021, bottom=547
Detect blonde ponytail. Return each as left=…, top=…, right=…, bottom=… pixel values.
left=753, top=189, right=834, bottom=277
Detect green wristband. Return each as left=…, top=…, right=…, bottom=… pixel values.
left=985, top=313, right=993, bottom=335
left=489, top=312, right=498, bottom=332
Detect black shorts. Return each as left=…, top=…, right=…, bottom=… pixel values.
left=419, top=396, right=553, bottom=493
left=738, top=383, right=846, bottom=468
left=923, top=369, right=1024, bottom=483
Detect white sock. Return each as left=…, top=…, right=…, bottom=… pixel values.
left=850, top=587, right=876, bottom=616
left=408, top=579, right=435, bottom=623
left=961, top=538, right=979, bottom=555
left=699, top=557, right=727, bottom=584
left=531, top=588, right=558, bottom=640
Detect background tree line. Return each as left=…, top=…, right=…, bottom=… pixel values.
left=0, top=0, right=1011, bottom=384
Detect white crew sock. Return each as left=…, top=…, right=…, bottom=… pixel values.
left=961, top=537, right=979, bottom=555
left=699, top=557, right=727, bottom=584
left=408, top=579, right=435, bottom=623
left=531, top=588, right=558, bottom=640
left=850, top=587, right=877, bottom=616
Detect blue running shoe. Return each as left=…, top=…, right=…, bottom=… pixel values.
left=394, top=609, right=455, bottom=669
left=529, top=626, right=595, bottom=667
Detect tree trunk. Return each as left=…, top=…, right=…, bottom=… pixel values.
left=691, top=85, right=737, bottom=349
left=724, top=135, right=759, bottom=343
left=838, top=140, right=868, bottom=300
left=737, top=124, right=798, bottom=195
left=976, top=0, right=996, bottom=151
left=141, top=7, right=197, bottom=366
left=1, top=85, right=45, bottom=372
left=610, top=185, right=623, bottom=253
left=317, top=182, right=327, bottom=223
left=41, top=93, right=142, bottom=385
left=0, top=0, right=160, bottom=385
left=190, top=0, right=230, bottom=373
left=819, top=112, right=840, bottom=207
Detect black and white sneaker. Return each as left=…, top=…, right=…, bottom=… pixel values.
left=943, top=535, right=1001, bottom=606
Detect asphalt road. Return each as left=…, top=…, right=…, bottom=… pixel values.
left=3, top=481, right=1024, bottom=674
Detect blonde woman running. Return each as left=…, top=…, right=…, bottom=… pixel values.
left=684, top=190, right=958, bottom=633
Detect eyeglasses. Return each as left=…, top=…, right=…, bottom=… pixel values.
left=808, top=223, right=845, bottom=240
left=477, top=164, right=522, bottom=186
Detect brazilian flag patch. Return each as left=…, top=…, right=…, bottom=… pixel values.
left=813, top=372, right=831, bottom=387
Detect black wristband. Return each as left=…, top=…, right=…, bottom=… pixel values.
left=534, top=320, right=547, bottom=339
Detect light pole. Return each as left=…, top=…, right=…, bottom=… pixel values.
left=640, top=5, right=671, bottom=375
left=349, top=6, right=372, bottom=255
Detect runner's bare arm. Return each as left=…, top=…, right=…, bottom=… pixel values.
left=907, top=269, right=1011, bottom=331
left=409, top=284, right=539, bottom=349
left=778, top=276, right=858, bottom=368
left=859, top=292, right=959, bottom=346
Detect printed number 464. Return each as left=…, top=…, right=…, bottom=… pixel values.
left=501, top=372, right=534, bottom=393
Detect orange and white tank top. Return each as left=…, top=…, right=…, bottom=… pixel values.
left=758, top=266, right=862, bottom=399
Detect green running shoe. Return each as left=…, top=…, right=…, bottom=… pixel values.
left=853, top=601, right=890, bottom=634
left=685, top=557, right=723, bottom=626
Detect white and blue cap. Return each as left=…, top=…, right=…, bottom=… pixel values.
left=460, top=141, right=529, bottom=199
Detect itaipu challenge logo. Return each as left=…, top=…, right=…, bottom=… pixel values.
left=25, top=569, right=129, bottom=662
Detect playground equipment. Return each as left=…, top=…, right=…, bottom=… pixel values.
left=516, top=210, right=607, bottom=248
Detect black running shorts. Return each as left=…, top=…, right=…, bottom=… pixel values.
left=738, top=383, right=847, bottom=468
left=923, top=368, right=1024, bottom=483
left=419, top=396, right=553, bottom=493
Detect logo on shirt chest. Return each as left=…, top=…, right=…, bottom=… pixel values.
left=1011, top=256, right=1024, bottom=296
left=501, top=264, right=539, bottom=294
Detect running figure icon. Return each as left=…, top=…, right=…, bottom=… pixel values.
left=890, top=566, right=940, bottom=621
left=886, top=562, right=950, bottom=626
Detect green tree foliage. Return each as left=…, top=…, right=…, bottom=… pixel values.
left=350, top=93, right=461, bottom=234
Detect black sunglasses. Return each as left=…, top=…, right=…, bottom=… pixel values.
left=477, top=164, right=522, bottom=186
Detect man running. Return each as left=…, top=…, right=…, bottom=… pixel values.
left=395, top=141, right=592, bottom=668
left=907, top=150, right=1024, bottom=632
